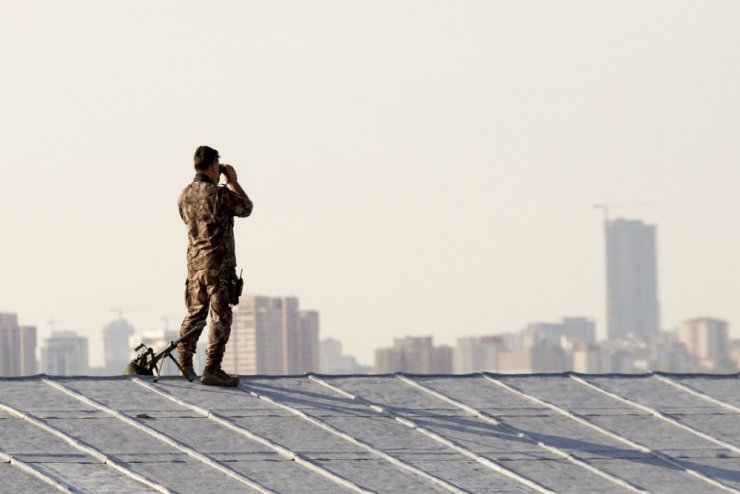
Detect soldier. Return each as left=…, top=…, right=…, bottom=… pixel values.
left=177, top=145, right=253, bottom=386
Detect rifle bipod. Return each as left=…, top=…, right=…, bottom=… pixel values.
left=124, top=326, right=200, bottom=382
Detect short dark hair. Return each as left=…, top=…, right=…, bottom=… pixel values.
left=194, top=146, right=219, bottom=170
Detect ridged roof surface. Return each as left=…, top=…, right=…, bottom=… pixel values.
left=0, top=373, right=738, bottom=493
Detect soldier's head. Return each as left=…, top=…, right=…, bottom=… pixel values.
left=194, top=146, right=220, bottom=181
left=194, top=146, right=219, bottom=170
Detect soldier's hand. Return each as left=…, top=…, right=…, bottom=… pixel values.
left=221, top=164, right=238, bottom=184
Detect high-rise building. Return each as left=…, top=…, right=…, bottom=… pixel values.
left=605, top=218, right=660, bottom=342
left=374, top=336, right=452, bottom=374
left=0, top=312, right=20, bottom=376
left=677, top=318, right=729, bottom=362
left=40, top=331, right=89, bottom=376
left=521, top=317, right=596, bottom=348
left=432, top=345, right=453, bottom=374
left=571, top=342, right=608, bottom=373
left=224, top=295, right=320, bottom=375
left=320, top=338, right=370, bottom=374
left=497, top=346, right=569, bottom=374
left=0, top=313, right=37, bottom=376
left=296, top=311, right=320, bottom=374
left=454, top=335, right=501, bottom=373
left=374, top=346, right=403, bottom=374
left=102, top=318, right=135, bottom=375
left=18, top=325, right=37, bottom=376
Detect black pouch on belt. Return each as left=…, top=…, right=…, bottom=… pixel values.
left=230, top=270, right=244, bottom=305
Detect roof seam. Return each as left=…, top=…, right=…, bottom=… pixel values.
left=653, top=374, right=740, bottom=414
left=0, top=397, right=170, bottom=494
left=309, top=374, right=557, bottom=494
left=132, top=377, right=373, bottom=494
left=43, top=378, right=275, bottom=494
left=397, top=374, right=648, bottom=494
left=571, top=375, right=740, bottom=455
left=0, top=449, right=77, bottom=493
left=241, top=379, right=469, bottom=494
left=569, top=375, right=740, bottom=494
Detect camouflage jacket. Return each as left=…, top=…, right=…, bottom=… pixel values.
left=178, top=173, right=253, bottom=272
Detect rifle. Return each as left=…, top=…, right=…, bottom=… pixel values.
left=124, top=324, right=202, bottom=382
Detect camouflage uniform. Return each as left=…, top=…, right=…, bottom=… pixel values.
left=177, top=173, right=253, bottom=368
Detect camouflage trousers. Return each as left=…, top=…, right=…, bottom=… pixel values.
left=177, top=267, right=237, bottom=368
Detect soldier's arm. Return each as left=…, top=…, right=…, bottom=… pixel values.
left=227, top=180, right=248, bottom=199
left=221, top=165, right=253, bottom=217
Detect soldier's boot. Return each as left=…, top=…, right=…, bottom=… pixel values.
left=178, top=352, right=198, bottom=381
left=201, top=364, right=239, bottom=387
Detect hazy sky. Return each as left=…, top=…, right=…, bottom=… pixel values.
left=2, top=1, right=739, bottom=367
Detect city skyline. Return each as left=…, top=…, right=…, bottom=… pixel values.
left=2, top=307, right=737, bottom=376
left=4, top=283, right=735, bottom=369
left=2, top=2, right=740, bottom=366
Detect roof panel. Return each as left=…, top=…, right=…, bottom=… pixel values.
left=587, top=414, right=732, bottom=453
left=497, top=458, right=634, bottom=494
left=45, top=417, right=182, bottom=456
left=56, top=377, right=192, bottom=414
left=586, top=375, right=729, bottom=414
left=669, top=375, right=740, bottom=408
left=1, top=463, right=61, bottom=494
left=494, top=375, right=647, bottom=416
left=416, top=375, right=552, bottom=416
left=410, top=414, right=557, bottom=459
left=130, top=460, right=264, bottom=493
left=233, top=415, right=369, bottom=456
left=589, top=457, right=731, bottom=494
left=406, top=458, right=534, bottom=493
left=0, top=380, right=106, bottom=418
left=324, top=375, right=470, bottom=417
left=670, top=413, right=740, bottom=445
left=322, top=415, right=454, bottom=455
left=241, top=377, right=377, bottom=417
left=312, top=458, right=452, bottom=494
left=135, top=415, right=279, bottom=456
left=673, top=456, right=740, bottom=489
left=493, top=414, right=643, bottom=459
left=225, top=459, right=355, bottom=494
left=152, top=377, right=297, bottom=417
left=33, top=461, right=161, bottom=494
left=0, top=418, right=83, bottom=456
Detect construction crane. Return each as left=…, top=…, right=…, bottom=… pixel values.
left=110, top=306, right=148, bottom=320
left=593, top=202, right=654, bottom=223
left=47, top=319, right=65, bottom=331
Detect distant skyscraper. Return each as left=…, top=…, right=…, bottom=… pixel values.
left=605, top=218, right=660, bottom=342
left=18, top=325, right=37, bottom=376
left=677, top=317, right=729, bottom=362
left=0, top=313, right=37, bottom=376
left=320, top=338, right=370, bottom=374
left=224, top=295, right=319, bottom=375
left=454, top=336, right=501, bottom=373
left=571, top=342, right=608, bottom=373
left=296, top=311, right=320, bottom=374
left=0, top=312, right=20, bottom=376
left=40, top=331, right=89, bottom=376
left=521, top=317, right=596, bottom=348
left=102, top=318, right=135, bottom=375
left=497, top=346, right=569, bottom=374
left=374, top=336, right=452, bottom=374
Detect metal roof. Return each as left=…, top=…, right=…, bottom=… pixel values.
left=0, top=373, right=738, bottom=493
